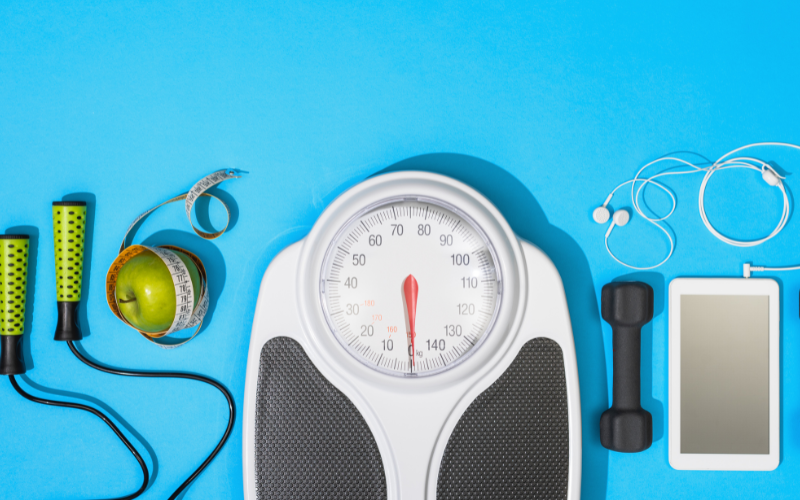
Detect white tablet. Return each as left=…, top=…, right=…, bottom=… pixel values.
left=669, top=278, right=780, bottom=471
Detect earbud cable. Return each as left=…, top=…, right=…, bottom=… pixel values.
left=8, top=374, right=149, bottom=500
left=66, top=340, right=235, bottom=500
left=604, top=142, right=799, bottom=270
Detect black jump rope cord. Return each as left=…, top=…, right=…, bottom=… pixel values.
left=8, top=341, right=235, bottom=500
left=8, top=374, right=149, bottom=500
left=66, top=340, right=236, bottom=500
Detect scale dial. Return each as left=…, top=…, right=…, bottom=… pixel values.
left=320, top=197, right=502, bottom=377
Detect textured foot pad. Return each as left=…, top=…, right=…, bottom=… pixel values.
left=254, top=337, right=569, bottom=500
left=437, top=337, right=570, bottom=500
left=255, top=337, right=387, bottom=500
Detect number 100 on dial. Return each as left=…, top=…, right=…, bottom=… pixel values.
left=320, top=198, right=502, bottom=376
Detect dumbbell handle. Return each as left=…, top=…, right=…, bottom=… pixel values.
left=611, top=325, right=642, bottom=410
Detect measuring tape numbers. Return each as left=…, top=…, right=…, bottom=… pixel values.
left=105, top=169, right=242, bottom=348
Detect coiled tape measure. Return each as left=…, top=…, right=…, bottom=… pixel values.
left=105, top=169, right=242, bottom=347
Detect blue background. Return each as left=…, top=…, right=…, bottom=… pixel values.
left=2, top=1, right=799, bottom=499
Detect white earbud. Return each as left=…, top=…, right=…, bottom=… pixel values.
left=593, top=193, right=615, bottom=224
left=604, top=208, right=630, bottom=238
left=592, top=206, right=610, bottom=224
left=612, top=209, right=630, bottom=227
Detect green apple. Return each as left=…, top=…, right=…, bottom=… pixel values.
left=116, top=249, right=201, bottom=333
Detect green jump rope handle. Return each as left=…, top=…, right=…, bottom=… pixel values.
left=52, top=202, right=86, bottom=341
left=0, top=234, right=30, bottom=375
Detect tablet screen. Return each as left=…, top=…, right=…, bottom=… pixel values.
left=680, top=295, right=770, bottom=454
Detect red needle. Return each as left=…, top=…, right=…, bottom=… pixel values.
left=403, top=274, right=419, bottom=367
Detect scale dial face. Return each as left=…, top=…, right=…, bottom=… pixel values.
left=320, top=197, right=502, bottom=377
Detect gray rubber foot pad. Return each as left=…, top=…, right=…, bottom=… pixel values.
left=255, top=337, right=387, bottom=500
left=437, top=337, right=570, bottom=500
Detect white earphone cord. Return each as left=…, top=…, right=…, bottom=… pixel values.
left=600, top=142, right=800, bottom=274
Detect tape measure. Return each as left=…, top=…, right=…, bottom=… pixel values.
left=105, top=169, right=242, bottom=347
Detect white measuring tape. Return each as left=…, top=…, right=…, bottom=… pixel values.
left=106, top=169, right=242, bottom=348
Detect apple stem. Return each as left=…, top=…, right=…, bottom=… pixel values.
left=117, top=297, right=137, bottom=304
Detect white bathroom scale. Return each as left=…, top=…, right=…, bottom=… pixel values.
left=243, top=171, right=582, bottom=499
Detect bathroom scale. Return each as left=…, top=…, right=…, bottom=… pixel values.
left=243, top=171, right=582, bottom=499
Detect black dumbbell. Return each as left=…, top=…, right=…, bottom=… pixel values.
left=599, top=281, right=653, bottom=453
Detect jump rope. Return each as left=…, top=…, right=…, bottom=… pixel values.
left=594, top=142, right=800, bottom=273
left=1, top=196, right=235, bottom=499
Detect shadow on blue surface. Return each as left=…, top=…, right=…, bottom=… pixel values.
left=377, top=154, right=610, bottom=500
left=6, top=225, right=39, bottom=371
left=613, top=272, right=666, bottom=444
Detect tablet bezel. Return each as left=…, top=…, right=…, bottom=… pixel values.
left=668, top=277, right=780, bottom=471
